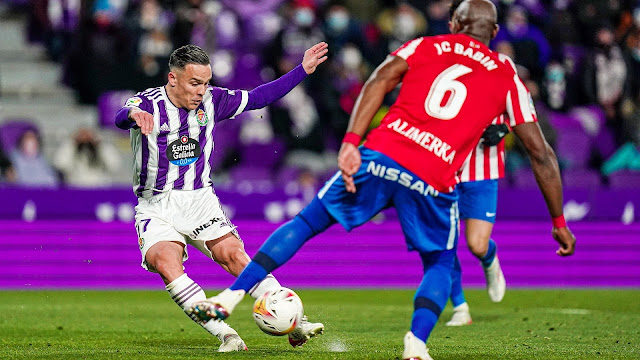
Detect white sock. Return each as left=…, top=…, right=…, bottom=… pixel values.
left=247, top=273, right=281, bottom=299
left=166, top=273, right=236, bottom=341
left=453, top=302, right=470, bottom=313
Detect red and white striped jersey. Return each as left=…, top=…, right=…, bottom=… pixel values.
left=458, top=114, right=507, bottom=182
left=364, top=34, right=537, bottom=192
left=457, top=53, right=524, bottom=183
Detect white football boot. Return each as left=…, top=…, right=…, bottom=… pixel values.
left=288, top=315, right=324, bottom=347
left=484, top=255, right=506, bottom=303
left=445, top=303, right=472, bottom=326
left=187, top=288, right=246, bottom=322
left=402, top=331, right=434, bottom=360
left=218, top=333, right=248, bottom=352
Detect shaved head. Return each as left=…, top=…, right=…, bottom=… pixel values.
left=450, top=0, right=498, bottom=45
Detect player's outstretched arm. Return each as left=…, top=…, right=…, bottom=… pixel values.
left=338, top=55, right=408, bottom=193
left=243, top=42, right=328, bottom=111
left=513, top=122, right=576, bottom=256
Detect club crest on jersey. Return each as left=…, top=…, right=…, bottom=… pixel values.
left=167, top=136, right=201, bottom=166
left=196, top=109, right=209, bottom=125
left=125, top=97, right=142, bottom=107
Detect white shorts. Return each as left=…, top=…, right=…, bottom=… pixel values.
left=134, top=187, right=240, bottom=272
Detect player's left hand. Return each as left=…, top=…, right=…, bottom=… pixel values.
left=302, top=42, right=329, bottom=74
left=553, top=226, right=576, bottom=256
left=338, top=142, right=361, bottom=193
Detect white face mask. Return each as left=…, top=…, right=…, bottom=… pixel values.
left=340, top=46, right=362, bottom=70
left=294, top=8, right=315, bottom=27
left=394, top=13, right=416, bottom=39
left=634, top=8, right=640, bottom=27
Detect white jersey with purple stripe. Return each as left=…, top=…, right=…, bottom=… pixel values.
left=124, top=85, right=248, bottom=198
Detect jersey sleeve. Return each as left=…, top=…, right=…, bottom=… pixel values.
left=209, top=86, right=249, bottom=122
left=115, top=92, right=154, bottom=130
left=505, top=73, right=538, bottom=127
left=391, top=37, right=427, bottom=67
left=123, top=93, right=154, bottom=113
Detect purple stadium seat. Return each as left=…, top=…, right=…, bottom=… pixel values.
left=562, top=169, right=602, bottom=189
left=549, top=111, right=581, bottom=131
left=239, top=140, right=285, bottom=168
left=511, top=168, right=538, bottom=189
left=608, top=170, right=640, bottom=189
left=229, top=165, right=273, bottom=182
left=556, top=129, right=592, bottom=169
left=0, top=119, right=39, bottom=153
left=276, top=166, right=301, bottom=184
left=97, top=90, right=135, bottom=130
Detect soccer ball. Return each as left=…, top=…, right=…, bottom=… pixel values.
left=253, top=287, right=304, bottom=336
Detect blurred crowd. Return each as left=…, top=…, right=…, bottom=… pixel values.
left=1, top=0, right=640, bottom=188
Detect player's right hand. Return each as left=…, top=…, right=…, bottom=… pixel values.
left=129, top=107, right=154, bottom=135
left=338, top=142, right=361, bottom=193
left=553, top=226, right=576, bottom=256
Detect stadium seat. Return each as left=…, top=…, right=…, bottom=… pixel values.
left=239, top=140, right=285, bottom=169
left=97, top=90, right=135, bottom=131
left=608, top=170, right=640, bottom=189
left=561, top=168, right=602, bottom=189
left=229, top=165, right=273, bottom=182
left=0, top=119, right=40, bottom=152
left=556, top=128, right=592, bottom=169
left=511, top=168, right=538, bottom=189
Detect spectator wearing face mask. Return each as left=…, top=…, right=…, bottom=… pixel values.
left=321, top=2, right=372, bottom=63
left=263, top=0, right=326, bottom=155
left=373, top=3, right=427, bottom=65
left=582, top=23, right=630, bottom=145
left=319, top=43, right=367, bottom=144
left=265, top=0, right=324, bottom=77
left=10, top=129, right=58, bottom=187
left=492, top=5, right=551, bottom=81
left=53, top=127, right=121, bottom=188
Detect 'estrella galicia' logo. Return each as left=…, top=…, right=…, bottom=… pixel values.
left=167, top=136, right=201, bottom=166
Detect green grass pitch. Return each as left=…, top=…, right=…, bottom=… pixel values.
left=1, top=289, right=638, bottom=359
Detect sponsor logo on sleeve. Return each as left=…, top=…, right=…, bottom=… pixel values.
left=125, top=97, right=143, bottom=107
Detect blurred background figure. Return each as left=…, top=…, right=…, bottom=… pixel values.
left=9, top=129, right=58, bottom=187
left=2, top=0, right=640, bottom=193
left=373, top=2, right=426, bottom=64
left=0, top=139, right=16, bottom=183
left=53, top=127, right=121, bottom=188
left=582, top=23, right=629, bottom=146
left=492, top=5, right=551, bottom=81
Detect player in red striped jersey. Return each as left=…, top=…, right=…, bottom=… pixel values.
left=188, top=2, right=576, bottom=359
left=445, top=0, right=514, bottom=326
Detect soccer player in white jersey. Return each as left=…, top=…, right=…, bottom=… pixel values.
left=115, top=43, right=328, bottom=351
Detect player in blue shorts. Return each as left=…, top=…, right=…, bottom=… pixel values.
left=447, top=179, right=503, bottom=326
left=187, top=1, right=576, bottom=359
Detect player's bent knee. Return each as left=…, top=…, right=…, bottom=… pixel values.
left=144, top=241, right=185, bottom=278
left=467, top=238, right=489, bottom=257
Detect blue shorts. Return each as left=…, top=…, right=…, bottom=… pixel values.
left=456, top=179, right=498, bottom=223
left=317, top=147, right=459, bottom=253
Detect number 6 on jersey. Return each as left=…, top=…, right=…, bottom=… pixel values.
left=425, top=64, right=472, bottom=120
